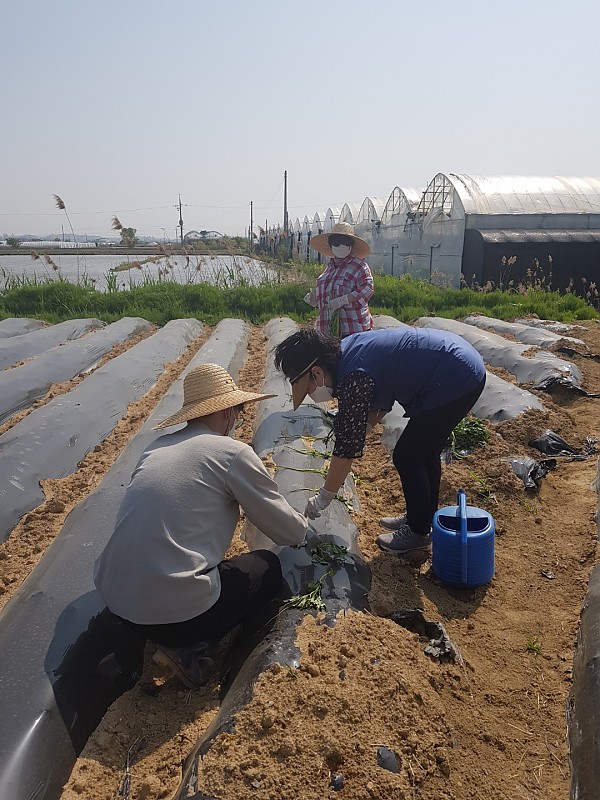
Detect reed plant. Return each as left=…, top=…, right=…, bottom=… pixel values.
left=53, top=195, right=81, bottom=281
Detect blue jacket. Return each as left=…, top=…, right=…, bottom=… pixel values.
left=336, top=327, right=485, bottom=415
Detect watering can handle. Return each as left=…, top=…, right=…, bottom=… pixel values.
left=458, top=489, right=468, bottom=584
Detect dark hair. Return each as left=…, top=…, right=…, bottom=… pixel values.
left=274, top=328, right=341, bottom=379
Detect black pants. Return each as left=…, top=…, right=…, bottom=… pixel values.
left=129, top=549, right=282, bottom=648
left=392, top=377, right=486, bottom=535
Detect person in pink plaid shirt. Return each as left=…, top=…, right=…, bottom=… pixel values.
left=304, top=222, right=374, bottom=338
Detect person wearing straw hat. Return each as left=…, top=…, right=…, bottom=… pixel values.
left=304, top=222, right=374, bottom=339
left=274, top=327, right=486, bottom=555
left=94, top=363, right=309, bottom=688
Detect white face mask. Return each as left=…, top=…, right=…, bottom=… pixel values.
left=331, top=244, right=352, bottom=259
left=309, top=374, right=333, bottom=404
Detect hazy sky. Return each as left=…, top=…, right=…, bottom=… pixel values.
left=2, top=0, right=599, bottom=239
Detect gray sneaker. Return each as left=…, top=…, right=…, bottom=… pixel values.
left=380, top=515, right=432, bottom=534
left=379, top=514, right=407, bottom=531
left=377, top=523, right=432, bottom=554
left=153, top=643, right=216, bottom=689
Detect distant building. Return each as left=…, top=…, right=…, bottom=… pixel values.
left=184, top=230, right=224, bottom=243
left=20, top=241, right=96, bottom=249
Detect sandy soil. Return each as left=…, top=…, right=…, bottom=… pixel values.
left=2, top=317, right=599, bottom=800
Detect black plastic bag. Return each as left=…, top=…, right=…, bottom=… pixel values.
left=502, top=457, right=557, bottom=490
left=529, top=429, right=580, bottom=456
left=529, top=429, right=598, bottom=459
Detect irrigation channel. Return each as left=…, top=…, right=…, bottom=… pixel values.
left=0, top=254, right=275, bottom=291
left=0, top=314, right=598, bottom=799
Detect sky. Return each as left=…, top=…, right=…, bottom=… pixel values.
left=2, top=0, right=600, bottom=240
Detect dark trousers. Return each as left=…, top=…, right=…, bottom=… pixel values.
left=392, top=377, right=486, bottom=535
left=130, top=549, right=282, bottom=648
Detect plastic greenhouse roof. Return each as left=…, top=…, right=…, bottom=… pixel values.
left=449, top=174, right=600, bottom=215
left=401, top=187, right=423, bottom=205
left=366, top=197, right=387, bottom=217
left=356, top=197, right=387, bottom=224
left=382, top=187, right=422, bottom=219
left=340, top=202, right=362, bottom=223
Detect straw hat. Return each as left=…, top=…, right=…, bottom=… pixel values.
left=155, top=363, right=275, bottom=429
left=310, top=222, right=371, bottom=259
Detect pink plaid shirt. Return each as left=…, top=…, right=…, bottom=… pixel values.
left=315, top=255, right=374, bottom=337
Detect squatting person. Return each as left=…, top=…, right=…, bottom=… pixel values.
left=94, top=363, right=310, bottom=688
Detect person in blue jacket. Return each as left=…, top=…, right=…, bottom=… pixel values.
left=274, top=326, right=486, bottom=554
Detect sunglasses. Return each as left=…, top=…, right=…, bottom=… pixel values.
left=328, top=235, right=353, bottom=248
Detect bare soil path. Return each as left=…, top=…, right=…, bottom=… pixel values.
left=2, top=318, right=599, bottom=800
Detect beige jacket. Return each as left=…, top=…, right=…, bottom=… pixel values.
left=94, top=424, right=307, bottom=624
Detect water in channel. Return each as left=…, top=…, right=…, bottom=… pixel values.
left=0, top=253, right=275, bottom=292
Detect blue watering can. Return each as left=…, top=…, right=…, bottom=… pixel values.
left=432, top=489, right=495, bottom=588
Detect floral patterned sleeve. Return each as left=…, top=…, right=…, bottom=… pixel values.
left=333, top=371, right=375, bottom=459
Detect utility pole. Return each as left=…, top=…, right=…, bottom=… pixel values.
left=250, top=201, right=253, bottom=253
left=177, top=194, right=184, bottom=247
left=283, top=170, right=288, bottom=234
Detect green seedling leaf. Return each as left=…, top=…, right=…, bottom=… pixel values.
left=280, top=465, right=328, bottom=476
left=450, top=416, right=489, bottom=455
left=283, top=663, right=299, bottom=679
left=283, top=569, right=333, bottom=612
left=283, top=445, right=327, bottom=458
left=468, top=469, right=498, bottom=505
left=309, top=542, right=348, bottom=566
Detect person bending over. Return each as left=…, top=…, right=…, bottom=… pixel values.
left=274, top=327, right=486, bottom=555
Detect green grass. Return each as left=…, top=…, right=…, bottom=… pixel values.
left=526, top=636, right=542, bottom=654
left=0, top=269, right=597, bottom=327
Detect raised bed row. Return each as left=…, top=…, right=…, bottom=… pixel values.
left=0, top=314, right=597, bottom=799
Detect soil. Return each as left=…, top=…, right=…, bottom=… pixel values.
left=2, top=317, right=600, bottom=800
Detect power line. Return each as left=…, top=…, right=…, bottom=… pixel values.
left=254, top=176, right=285, bottom=212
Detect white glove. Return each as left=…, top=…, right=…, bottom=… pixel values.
left=303, top=290, right=318, bottom=307
left=327, top=293, right=352, bottom=312
left=305, top=488, right=336, bottom=519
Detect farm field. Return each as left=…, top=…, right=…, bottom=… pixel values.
left=1, top=315, right=599, bottom=800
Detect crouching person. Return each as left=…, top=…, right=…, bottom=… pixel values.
left=93, top=363, right=309, bottom=688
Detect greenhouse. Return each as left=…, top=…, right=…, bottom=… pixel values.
left=369, top=186, right=422, bottom=274
left=299, top=215, right=314, bottom=261
left=322, top=206, right=341, bottom=233
left=353, top=196, right=387, bottom=246
left=296, top=174, right=600, bottom=290
left=381, top=174, right=600, bottom=287
left=338, top=202, right=362, bottom=226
